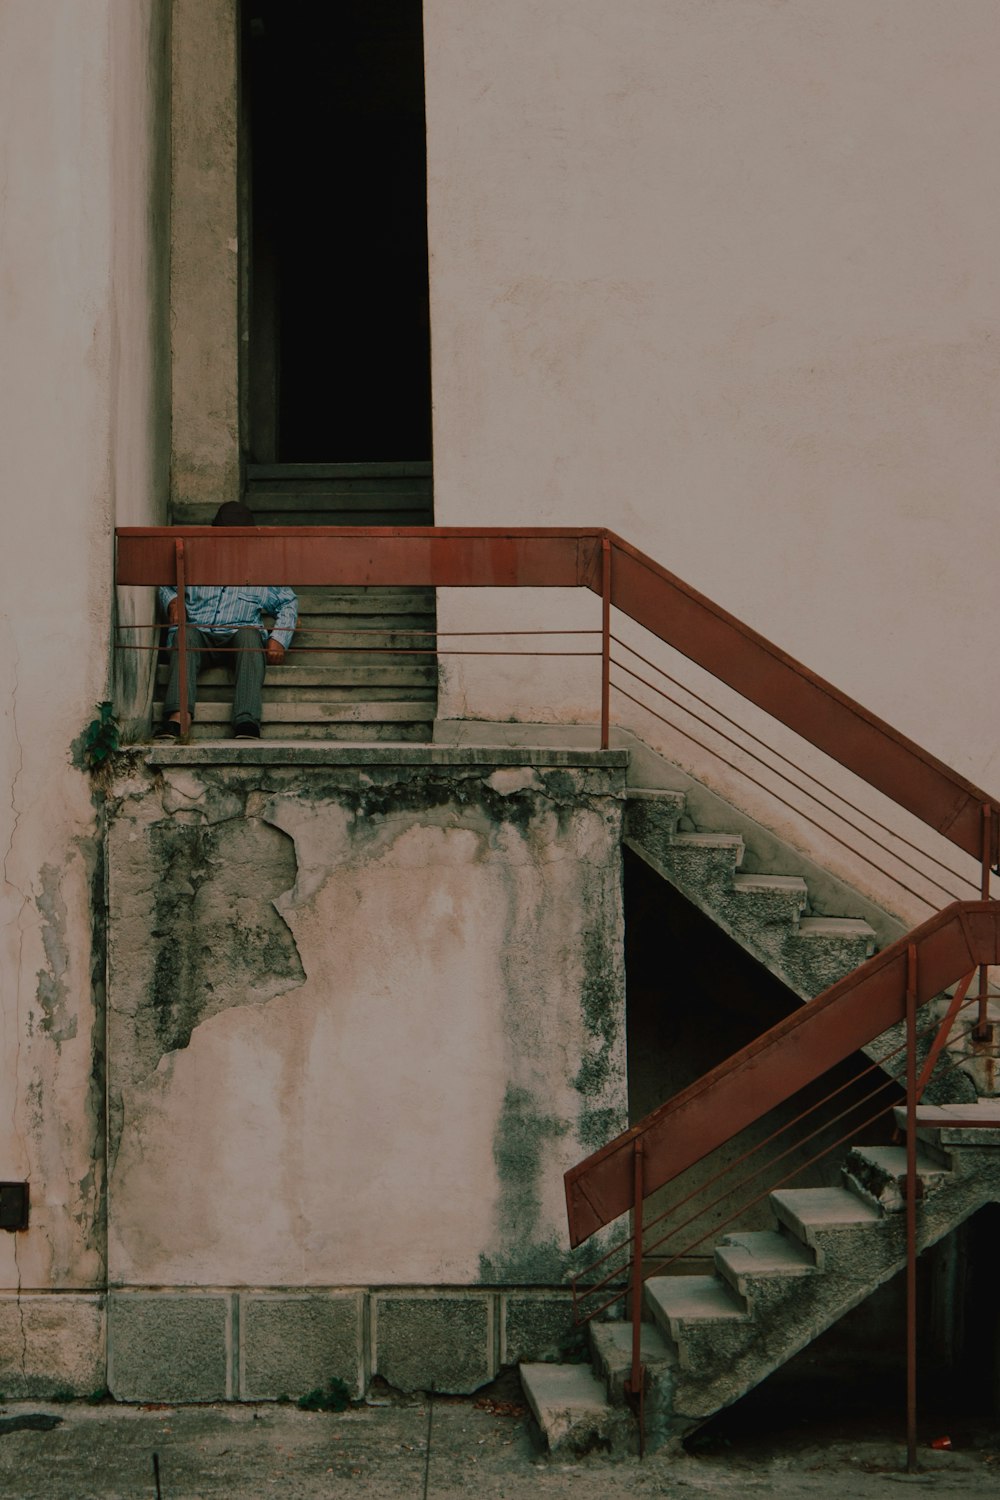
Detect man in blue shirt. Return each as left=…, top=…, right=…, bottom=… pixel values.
left=155, top=502, right=298, bottom=740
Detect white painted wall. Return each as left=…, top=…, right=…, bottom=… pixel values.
left=424, top=0, right=1000, bottom=921
left=0, top=0, right=170, bottom=1296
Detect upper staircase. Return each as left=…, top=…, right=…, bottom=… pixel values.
left=156, top=462, right=437, bottom=740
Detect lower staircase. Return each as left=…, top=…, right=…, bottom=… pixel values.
left=522, top=1102, right=1000, bottom=1454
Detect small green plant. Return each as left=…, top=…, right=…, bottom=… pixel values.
left=296, top=1376, right=351, bottom=1413
left=82, top=702, right=120, bottom=772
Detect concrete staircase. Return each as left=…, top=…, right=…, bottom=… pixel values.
left=157, top=463, right=437, bottom=739
left=521, top=1102, right=1000, bottom=1454
left=624, top=788, right=878, bottom=1001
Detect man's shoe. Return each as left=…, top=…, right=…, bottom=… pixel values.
left=154, top=721, right=181, bottom=740
left=233, top=720, right=261, bottom=739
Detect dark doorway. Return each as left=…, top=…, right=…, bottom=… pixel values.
left=244, top=1, right=432, bottom=463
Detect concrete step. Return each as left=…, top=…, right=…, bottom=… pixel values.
left=714, top=1229, right=816, bottom=1302
left=797, top=916, right=876, bottom=951
left=894, top=1100, right=1000, bottom=1149
left=769, top=1186, right=884, bottom=1250
left=589, top=1319, right=675, bottom=1404
left=179, top=721, right=433, bottom=742
left=841, top=1144, right=951, bottom=1213
left=156, top=701, right=431, bottom=726
left=519, top=1362, right=631, bottom=1455
left=156, top=664, right=437, bottom=691
left=644, top=1274, right=748, bottom=1344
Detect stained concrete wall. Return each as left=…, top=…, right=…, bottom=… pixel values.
left=169, top=0, right=240, bottom=514
left=106, top=749, right=626, bottom=1322
left=423, top=0, right=1000, bottom=922
left=0, top=0, right=171, bottom=1394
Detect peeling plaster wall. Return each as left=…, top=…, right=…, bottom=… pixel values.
left=424, top=0, right=1000, bottom=919
left=106, top=756, right=626, bottom=1289
left=0, top=0, right=170, bottom=1334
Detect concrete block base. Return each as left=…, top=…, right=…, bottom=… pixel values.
left=108, top=1292, right=233, bottom=1402
left=240, top=1292, right=365, bottom=1401
left=372, top=1293, right=494, bottom=1394
left=98, top=1285, right=587, bottom=1402
left=0, top=1295, right=105, bottom=1399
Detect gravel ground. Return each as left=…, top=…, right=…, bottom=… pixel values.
left=0, top=1381, right=997, bottom=1499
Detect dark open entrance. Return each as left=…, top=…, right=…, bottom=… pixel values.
left=243, top=0, right=432, bottom=465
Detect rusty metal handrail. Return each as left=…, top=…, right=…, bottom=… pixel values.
left=115, top=525, right=1000, bottom=865
left=564, top=899, right=1000, bottom=1247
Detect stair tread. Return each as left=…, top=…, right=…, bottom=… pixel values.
left=732, top=873, right=808, bottom=896
left=158, top=702, right=433, bottom=724
left=156, top=665, right=436, bottom=686
left=845, top=1145, right=949, bottom=1179
left=519, top=1363, right=617, bottom=1450
left=669, top=833, right=744, bottom=850
left=716, top=1230, right=815, bottom=1283
left=771, top=1186, right=883, bottom=1229
left=645, top=1274, right=747, bottom=1326
left=590, top=1319, right=675, bottom=1372
left=798, top=916, right=875, bottom=939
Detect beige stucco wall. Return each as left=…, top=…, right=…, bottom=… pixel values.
left=0, top=0, right=170, bottom=1324
left=106, top=755, right=627, bottom=1289
left=424, top=0, right=1000, bottom=921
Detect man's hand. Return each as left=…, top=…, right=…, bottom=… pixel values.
left=264, top=639, right=286, bottom=666
left=167, top=598, right=179, bottom=625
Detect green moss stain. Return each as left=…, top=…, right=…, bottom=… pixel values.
left=143, top=812, right=304, bottom=1067
left=479, top=1086, right=569, bottom=1283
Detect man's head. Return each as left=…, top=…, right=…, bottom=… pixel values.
left=212, top=501, right=256, bottom=527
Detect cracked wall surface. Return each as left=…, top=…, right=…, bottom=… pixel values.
left=0, top=0, right=171, bottom=1394
left=106, top=757, right=627, bottom=1287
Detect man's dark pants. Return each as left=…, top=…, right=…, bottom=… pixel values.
left=164, top=626, right=265, bottom=727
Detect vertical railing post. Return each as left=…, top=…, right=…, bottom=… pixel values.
left=175, top=539, right=190, bottom=739
left=625, top=1137, right=646, bottom=1456
left=600, top=537, right=611, bottom=751
left=905, top=941, right=918, bottom=1474
left=975, top=803, right=994, bottom=1040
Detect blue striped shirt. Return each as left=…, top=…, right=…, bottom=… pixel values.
left=158, top=585, right=298, bottom=650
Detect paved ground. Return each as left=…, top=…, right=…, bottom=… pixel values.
left=1, top=1382, right=998, bottom=1499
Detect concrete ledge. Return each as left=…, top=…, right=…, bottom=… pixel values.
left=0, top=1295, right=105, bottom=1398
left=239, top=1292, right=365, bottom=1401
left=143, top=744, right=630, bottom=768
left=372, top=1293, right=495, bottom=1394
left=108, top=1292, right=233, bottom=1402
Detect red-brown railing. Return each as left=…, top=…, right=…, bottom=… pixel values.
left=115, top=524, right=999, bottom=860
left=116, top=523, right=1000, bottom=1462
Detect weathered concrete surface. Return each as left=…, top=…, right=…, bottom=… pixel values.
left=169, top=0, right=240, bottom=512
left=239, top=1291, right=366, bottom=1402
left=0, top=1395, right=998, bottom=1499
left=0, top=1296, right=105, bottom=1399
left=0, top=0, right=170, bottom=1406
left=373, top=1294, right=495, bottom=1395
left=108, top=1292, right=233, bottom=1404
left=106, top=753, right=627, bottom=1298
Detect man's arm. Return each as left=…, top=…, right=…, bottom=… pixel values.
left=158, top=585, right=179, bottom=624
left=264, top=588, right=298, bottom=664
